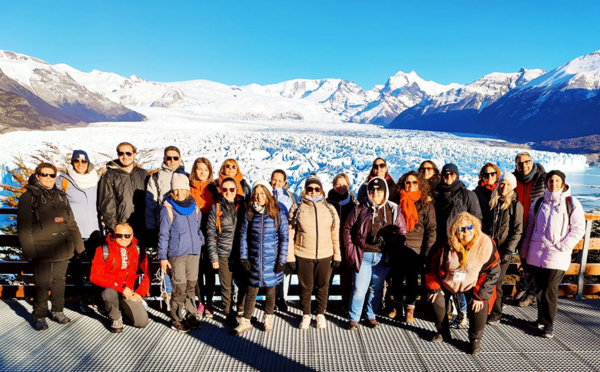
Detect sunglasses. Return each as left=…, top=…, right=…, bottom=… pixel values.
left=456, top=225, right=474, bottom=233
left=165, top=156, right=180, bottom=161
left=118, top=151, right=134, bottom=157
left=225, top=164, right=237, bottom=169
left=222, top=187, right=237, bottom=193
left=306, top=186, right=321, bottom=193
left=38, top=172, right=56, bottom=178
left=369, top=187, right=383, bottom=193
left=420, top=167, right=434, bottom=172
left=73, top=159, right=88, bottom=164
left=373, top=163, right=386, bottom=169
left=405, top=181, right=419, bottom=185
left=114, top=233, right=132, bottom=239
left=483, top=172, right=497, bottom=178
left=517, top=160, right=532, bottom=167
left=442, top=172, right=456, bottom=179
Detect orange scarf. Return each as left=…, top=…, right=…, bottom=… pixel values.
left=478, top=179, right=498, bottom=192
left=400, top=190, right=422, bottom=232
left=218, top=171, right=245, bottom=198
left=190, top=180, right=216, bottom=214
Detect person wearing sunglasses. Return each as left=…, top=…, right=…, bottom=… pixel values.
left=56, top=150, right=102, bottom=313
left=90, top=223, right=150, bottom=333
left=98, top=142, right=149, bottom=239
left=357, top=158, right=399, bottom=204
left=217, top=159, right=252, bottom=203
left=512, top=152, right=548, bottom=307
left=385, top=171, right=436, bottom=323
left=485, top=173, right=523, bottom=326
left=418, top=160, right=441, bottom=192
left=344, top=177, right=408, bottom=330
left=519, top=170, right=585, bottom=339
left=287, top=174, right=341, bottom=330
left=426, top=212, right=500, bottom=355
left=17, top=162, right=85, bottom=331
left=158, top=173, right=205, bottom=333
left=474, top=163, right=502, bottom=233
left=207, top=177, right=247, bottom=325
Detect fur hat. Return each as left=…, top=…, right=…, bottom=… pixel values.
left=253, top=180, right=273, bottom=195
left=305, top=173, right=323, bottom=190
left=499, top=172, right=517, bottom=190
left=171, top=172, right=190, bottom=191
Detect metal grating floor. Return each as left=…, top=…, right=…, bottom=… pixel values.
left=1, top=299, right=600, bottom=371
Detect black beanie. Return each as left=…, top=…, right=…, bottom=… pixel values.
left=546, top=170, right=566, bottom=187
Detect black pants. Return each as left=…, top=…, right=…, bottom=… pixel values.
left=101, top=288, right=149, bottom=327
left=217, top=257, right=247, bottom=315
left=169, top=255, right=199, bottom=322
left=516, top=262, right=537, bottom=297
left=489, top=259, right=510, bottom=321
left=70, top=237, right=102, bottom=300
left=531, top=266, right=565, bottom=329
left=32, top=260, right=69, bottom=318
left=296, top=256, right=333, bottom=315
left=394, top=247, right=423, bottom=306
left=329, top=261, right=353, bottom=306
left=243, top=286, right=276, bottom=319
left=433, top=289, right=489, bottom=341
left=195, top=249, right=216, bottom=305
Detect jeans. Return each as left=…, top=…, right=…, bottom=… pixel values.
left=349, top=252, right=391, bottom=322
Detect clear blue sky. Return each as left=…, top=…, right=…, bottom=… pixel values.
left=2, top=0, right=599, bottom=89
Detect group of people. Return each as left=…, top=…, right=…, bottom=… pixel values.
left=16, top=142, right=586, bottom=355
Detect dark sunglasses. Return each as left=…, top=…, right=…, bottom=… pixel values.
left=225, top=164, right=237, bottom=169
left=114, top=233, right=132, bottom=239
left=405, top=181, right=419, bottom=185
left=517, top=160, right=532, bottom=167
left=373, top=163, right=386, bottom=169
left=73, top=159, right=88, bottom=164
left=369, top=187, right=383, bottom=193
left=442, top=172, right=456, bottom=179
left=165, top=156, right=180, bottom=161
left=420, top=167, right=434, bottom=172
left=38, top=172, right=56, bottom=178
left=306, top=186, right=321, bottom=193
left=483, top=172, right=497, bottom=178
left=222, top=187, right=237, bottom=193
left=118, top=151, right=133, bottom=157
left=456, top=225, right=474, bottom=233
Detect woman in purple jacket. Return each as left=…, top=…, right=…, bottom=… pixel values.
left=343, top=177, right=408, bottom=330
left=520, top=170, right=585, bottom=339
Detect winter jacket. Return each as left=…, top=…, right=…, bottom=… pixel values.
left=98, top=160, right=149, bottom=232
left=327, top=190, right=359, bottom=256
left=357, top=175, right=399, bottom=204
left=404, top=200, right=437, bottom=257
left=190, top=180, right=219, bottom=231
left=343, top=199, right=408, bottom=273
left=426, top=234, right=500, bottom=305
left=17, top=175, right=84, bottom=262
left=514, top=163, right=546, bottom=225
left=434, top=180, right=482, bottom=242
left=485, top=193, right=524, bottom=262
left=287, top=197, right=341, bottom=262
left=56, top=165, right=101, bottom=239
left=90, top=234, right=150, bottom=297
left=520, top=187, right=586, bottom=271
left=145, top=163, right=186, bottom=230
left=240, top=206, right=289, bottom=287
left=474, top=183, right=494, bottom=233
left=206, top=196, right=246, bottom=263
left=157, top=197, right=204, bottom=261
left=273, top=187, right=297, bottom=216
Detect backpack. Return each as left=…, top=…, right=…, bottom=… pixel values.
left=164, top=203, right=201, bottom=225
left=533, top=196, right=573, bottom=221
left=101, top=243, right=141, bottom=262
left=215, top=202, right=240, bottom=233
left=62, top=177, right=69, bottom=193
left=289, top=200, right=337, bottom=231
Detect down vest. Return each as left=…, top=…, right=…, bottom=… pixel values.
left=17, top=175, right=84, bottom=262
left=520, top=187, right=585, bottom=271
left=206, top=196, right=246, bottom=263
left=240, top=207, right=289, bottom=287
left=157, top=197, right=204, bottom=261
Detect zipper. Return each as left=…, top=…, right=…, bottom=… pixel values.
left=313, top=202, right=319, bottom=259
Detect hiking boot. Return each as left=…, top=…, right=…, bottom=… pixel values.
left=513, top=291, right=526, bottom=302
left=300, top=314, right=311, bottom=330
left=316, top=314, right=327, bottom=329
left=470, top=339, right=482, bottom=355
left=543, top=327, right=554, bottom=339
left=387, top=307, right=398, bottom=319
left=264, top=314, right=274, bottom=332
left=236, top=311, right=244, bottom=324
left=405, top=305, right=415, bottom=323
left=366, top=318, right=379, bottom=329
left=233, top=318, right=252, bottom=335
left=51, top=312, right=71, bottom=324
left=348, top=321, right=358, bottom=331
left=519, top=295, right=536, bottom=307
left=111, top=318, right=124, bottom=334
left=487, top=317, right=500, bottom=325
left=34, top=317, right=49, bottom=331
left=171, top=321, right=190, bottom=333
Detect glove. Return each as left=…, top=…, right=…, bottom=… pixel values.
left=241, top=259, right=251, bottom=272
left=365, top=233, right=385, bottom=246
left=274, top=263, right=286, bottom=273
left=287, top=262, right=297, bottom=272
left=332, top=260, right=341, bottom=269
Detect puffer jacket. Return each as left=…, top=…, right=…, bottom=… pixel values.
left=287, top=197, right=341, bottom=262
left=514, top=163, right=546, bottom=225
left=90, top=234, right=150, bottom=297
left=273, top=187, right=297, bottom=216
left=520, top=187, right=586, bottom=271
left=240, top=206, right=289, bottom=287
left=404, top=200, right=437, bottom=257
left=157, top=197, right=204, bottom=261
left=145, top=163, right=186, bottom=230
left=56, top=165, right=101, bottom=239
left=98, top=160, right=149, bottom=232
left=206, top=196, right=246, bottom=263
left=474, top=183, right=495, bottom=233
left=434, top=180, right=482, bottom=242
left=485, top=192, right=524, bottom=261
left=17, top=175, right=84, bottom=262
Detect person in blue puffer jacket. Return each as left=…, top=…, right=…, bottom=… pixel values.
left=234, top=181, right=289, bottom=335
left=158, top=173, right=205, bottom=333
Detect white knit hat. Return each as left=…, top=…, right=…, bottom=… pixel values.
left=252, top=180, right=273, bottom=195
left=499, top=172, right=517, bottom=190
left=171, top=172, right=190, bottom=191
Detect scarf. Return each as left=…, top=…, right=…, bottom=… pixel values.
left=167, top=196, right=196, bottom=215
left=327, top=189, right=352, bottom=206
left=515, top=163, right=539, bottom=184
left=400, top=190, right=422, bottom=232
left=253, top=202, right=265, bottom=214
left=478, top=179, right=497, bottom=192
left=66, top=164, right=100, bottom=190
left=218, top=171, right=246, bottom=198
left=435, top=180, right=463, bottom=213
left=307, top=195, right=323, bottom=203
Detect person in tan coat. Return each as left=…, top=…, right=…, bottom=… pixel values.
left=287, top=174, right=341, bottom=330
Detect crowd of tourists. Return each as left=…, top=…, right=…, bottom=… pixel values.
left=16, top=142, right=586, bottom=355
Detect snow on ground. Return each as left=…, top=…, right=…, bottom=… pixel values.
left=0, top=108, right=588, bottom=198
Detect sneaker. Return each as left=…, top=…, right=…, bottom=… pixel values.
left=264, top=314, right=274, bottom=332
left=405, top=306, right=415, bottom=323
left=197, top=303, right=205, bottom=315
left=366, top=318, right=379, bottom=329
left=527, top=321, right=544, bottom=331
left=543, top=327, right=554, bottom=339
left=470, top=339, right=482, bottom=355
left=233, top=318, right=252, bottom=335
left=519, top=295, right=536, bottom=307
left=34, top=317, right=49, bottom=331
left=51, top=311, right=71, bottom=324
left=300, top=314, right=311, bottom=330
left=316, top=314, right=327, bottom=329
left=348, top=321, right=358, bottom=331
left=487, top=318, right=500, bottom=325
left=171, top=321, right=190, bottom=333
left=111, top=318, right=124, bottom=334
left=432, top=333, right=444, bottom=343
left=204, top=306, right=213, bottom=319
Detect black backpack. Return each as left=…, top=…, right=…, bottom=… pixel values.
left=533, top=196, right=573, bottom=221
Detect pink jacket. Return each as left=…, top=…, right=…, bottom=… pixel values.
left=520, top=187, right=585, bottom=271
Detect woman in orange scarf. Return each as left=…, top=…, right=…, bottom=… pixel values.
left=473, top=163, right=501, bottom=232
left=216, top=159, right=252, bottom=202
left=388, top=171, right=437, bottom=323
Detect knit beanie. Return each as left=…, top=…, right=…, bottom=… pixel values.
left=253, top=180, right=273, bottom=195
left=171, top=172, right=190, bottom=191
left=72, top=150, right=90, bottom=165
left=305, top=173, right=323, bottom=189
left=499, top=172, right=517, bottom=190
left=441, top=163, right=460, bottom=177
left=546, top=170, right=566, bottom=186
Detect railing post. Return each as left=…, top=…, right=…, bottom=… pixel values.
left=576, top=217, right=592, bottom=299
